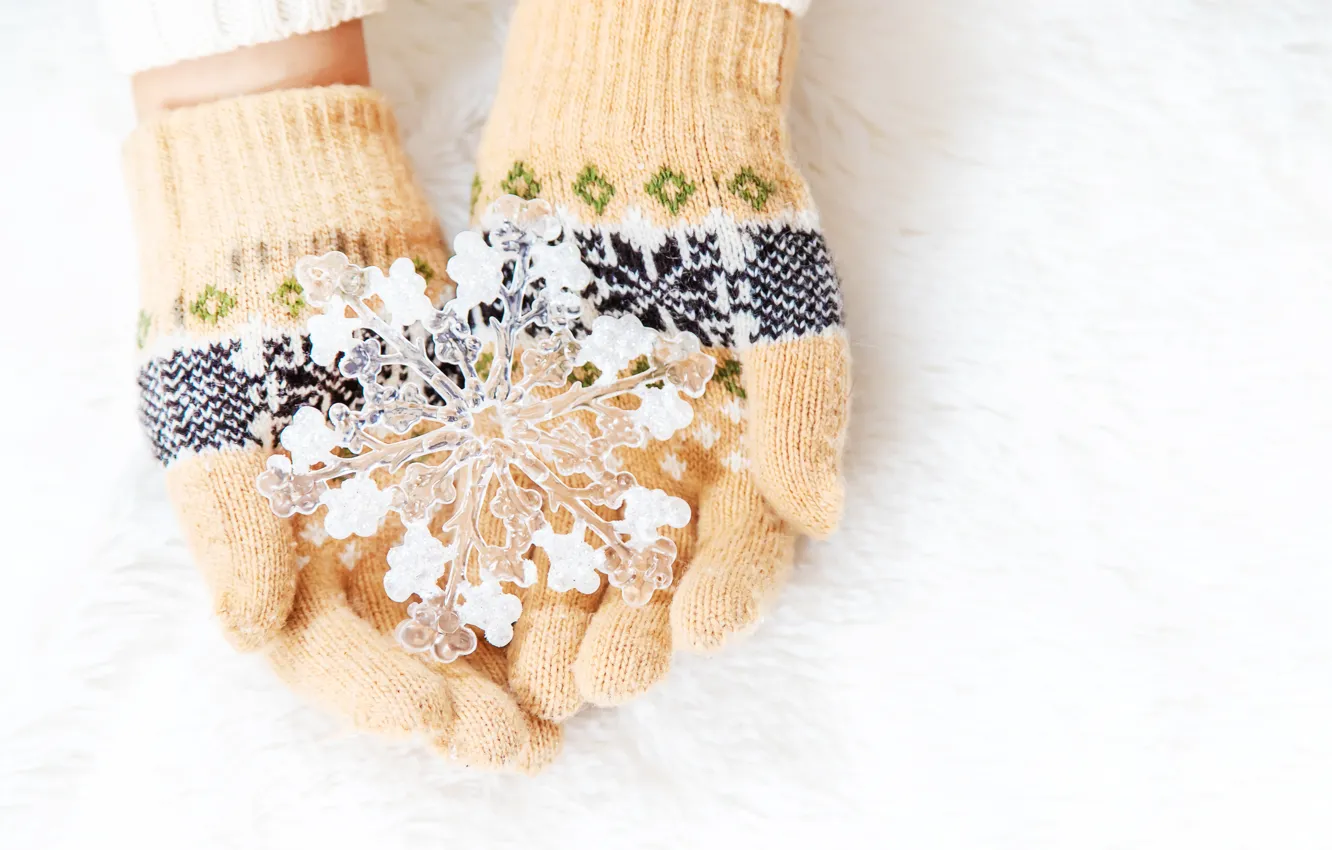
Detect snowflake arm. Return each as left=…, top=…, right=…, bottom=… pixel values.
left=533, top=524, right=606, bottom=594
left=366, top=258, right=437, bottom=327
left=320, top=476, right=393, bottom=539
left=307, top=309, right=364, bottom=367
left=630, top=385, right=695, bottom=441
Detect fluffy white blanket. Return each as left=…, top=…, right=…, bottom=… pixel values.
left=3, top=1, right=1329, bottom=847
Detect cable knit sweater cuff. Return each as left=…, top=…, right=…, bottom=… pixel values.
left=97, top=0, right=388, bottom=74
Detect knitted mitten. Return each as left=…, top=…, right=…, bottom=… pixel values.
left=471, top=0, right=849, bottom=718
left=130, top=85, right=558, bottom=770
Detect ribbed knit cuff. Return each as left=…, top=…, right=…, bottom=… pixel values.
left=474, top=0, right=811, bottom=225
left=126, top=85, right=448, bottom=350
left=97, top=0, right=387, bottom=74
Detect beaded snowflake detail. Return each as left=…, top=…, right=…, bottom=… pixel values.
left=256, top=195, right=714, bottom=662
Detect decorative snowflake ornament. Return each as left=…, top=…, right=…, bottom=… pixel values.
left=256, top=195, right=714, bottom=662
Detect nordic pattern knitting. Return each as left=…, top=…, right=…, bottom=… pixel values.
left=137, top=214, right=843, bottom=465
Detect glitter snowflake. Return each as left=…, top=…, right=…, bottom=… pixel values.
left=256, top=195, right=714, bottom=662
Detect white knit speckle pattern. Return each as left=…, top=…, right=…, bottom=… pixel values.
left=96, top=0, right=387, bottom=73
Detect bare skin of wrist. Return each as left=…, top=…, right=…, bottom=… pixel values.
left=131, top=20, right=370, bottom=120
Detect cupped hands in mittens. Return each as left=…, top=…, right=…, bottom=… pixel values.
left=465, top=0, right=852, bottom=719
left=127, top=0, right=850, bottom=763
left=129, top=85, right=557, bottom=771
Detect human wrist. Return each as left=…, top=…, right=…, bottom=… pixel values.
left=131, top=20, right=370, bottom=119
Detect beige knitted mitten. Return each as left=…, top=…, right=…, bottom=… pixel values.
left=472, top=0, right=850, bottom=719
left=130, top=85, right=558, bottom=770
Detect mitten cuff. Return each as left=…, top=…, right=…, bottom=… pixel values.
left=474, top=0, right=813, bottom=225
left=126, top=85, right=448, bottom=350
left=98, top=0, right=387, bottom=74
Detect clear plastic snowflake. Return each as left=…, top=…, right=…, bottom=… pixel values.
left=256, top=195, right=714, bottom=662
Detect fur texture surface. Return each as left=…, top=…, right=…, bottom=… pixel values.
left=2, top=1, right=1330, bottom=847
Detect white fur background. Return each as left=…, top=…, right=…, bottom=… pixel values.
left=2, top=1, right=1331, bottom=847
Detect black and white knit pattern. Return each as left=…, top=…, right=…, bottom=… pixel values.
left=138, top=335, right=357, bottom=465
left=140, top=220, right=843, bottom=464
left=572, top=221, right=843, bottom=348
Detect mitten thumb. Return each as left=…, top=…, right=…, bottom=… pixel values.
left=744, top=329, right=851, bottom=538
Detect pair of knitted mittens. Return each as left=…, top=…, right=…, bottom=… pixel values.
left=130, top=0, right=847, bottom=768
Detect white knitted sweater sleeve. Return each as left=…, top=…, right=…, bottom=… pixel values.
left=97, top=0, right=387, bottom=74
left=757, top=0, right=811, bottom=15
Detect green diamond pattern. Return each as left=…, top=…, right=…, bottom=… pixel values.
left=712, top=358, right=746, bottom=398
left=271, top=277, right=306, bottom=318
left=728, top=167, right=775, bottom=211
left=501, top=161, right=541, bottom=200
left=190, top=283, right=237, bottom=325
left=413, top=257, right=435, bottom=282
left=573, top=165, right=616, bottom=214
left=645, top=167, right=697, bottom=215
